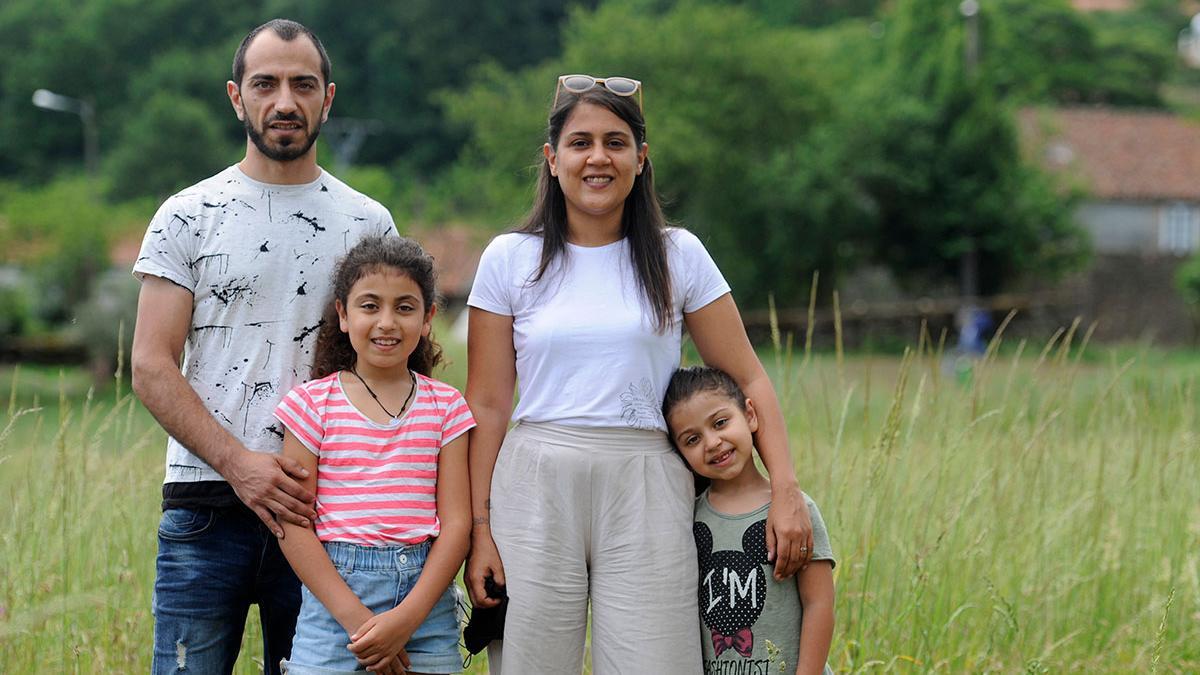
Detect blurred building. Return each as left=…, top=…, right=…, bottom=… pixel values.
left=1070, top=0, right=1134, bottom=11
left=406, top=224, right=485, bottom=309
left=109, top=223, right=484, bottom=309
left=1019, top=106, right=1200, bottom=343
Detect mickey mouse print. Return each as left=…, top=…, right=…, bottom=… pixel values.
left=693, top=500, right=815, bottom=675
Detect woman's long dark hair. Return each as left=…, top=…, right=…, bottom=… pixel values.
left=519, top=86, right=674, bottom=333
left=311, top=236, right=444, bottom=379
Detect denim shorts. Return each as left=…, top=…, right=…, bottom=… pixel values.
left=282, top=540, right=464, bottom=674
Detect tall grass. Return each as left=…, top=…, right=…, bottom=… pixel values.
left=1, top=368, right=168, bottom=673
left=2, top=317, right=1198, bottom=671
left=760, top=310, right=1200, bottom=672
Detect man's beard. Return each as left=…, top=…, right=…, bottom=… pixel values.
left=245, top=112, right=322, bottom=162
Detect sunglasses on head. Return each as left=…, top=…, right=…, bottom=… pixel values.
left=554, top=74, right=643, bottom=109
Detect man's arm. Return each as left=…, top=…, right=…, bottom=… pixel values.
left=130, top=275, right=316, bottom=536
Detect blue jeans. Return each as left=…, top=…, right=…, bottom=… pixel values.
left=152, top=506, right=301, bottom=674
left=283, top=540, right=464, bottom=674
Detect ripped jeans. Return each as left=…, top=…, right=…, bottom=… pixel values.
left=151, top=506, right=301, bottom=674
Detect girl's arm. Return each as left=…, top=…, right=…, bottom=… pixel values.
left=348, top=433, right=472, bottom=670
left=685, top=293, right=814, bottom=578
left=276, top=431, right=373, bottom=635
left=794, top=561, right=835, bottom=675
left=463, top=307, right=517, bottom=607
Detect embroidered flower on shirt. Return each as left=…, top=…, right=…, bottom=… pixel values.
left=619, top=378, right=662, bottom=430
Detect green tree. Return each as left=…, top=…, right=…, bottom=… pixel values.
left=853, top=0, right=1087, bottom=292
left=1176, top=253, right=1200, bottom=342
left=104, top=91, right=233, bottom=200
left=1087, top=9, right=1175, bottom=105
left=444, top=0, right=869, bottom=305
left=294, top=0, right=598, bottom=173
left=0, top=177, right=149, bottom=325
left=0, top=0, right=255, bottom=181
left=982, top=0, right=1173, bottom=106
left=0, top=0, right=590, bottom=194
left=734, top=0, right=884, bottom=26
left=624, top=0, right=886, bottom=26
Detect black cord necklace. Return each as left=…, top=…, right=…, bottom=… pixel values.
left=348, top=367, right=417, bottom=420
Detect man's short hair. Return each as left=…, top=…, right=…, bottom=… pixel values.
left=231, top=18, right=331, bottom=87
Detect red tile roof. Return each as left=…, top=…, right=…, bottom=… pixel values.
left=110, top=224, right=489, bottom=299
left=109, top=235, right=142, bottom=268
left=1070, top=0, right=1133, bottom=10
left=410, top=224, right=487, bottom=300
left=1018, top=106, right=1200, bottom=201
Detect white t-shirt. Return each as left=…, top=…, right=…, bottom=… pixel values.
left=467, top=228, right=730, bottom=431
left=133, top=165, right=396, bottom=484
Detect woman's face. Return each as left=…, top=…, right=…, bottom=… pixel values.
left=544, top=102, right=648, bottom=235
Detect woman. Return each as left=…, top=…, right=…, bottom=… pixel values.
left=465, top=74, right=813, bottom=673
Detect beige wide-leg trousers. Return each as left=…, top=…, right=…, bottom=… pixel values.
left=487, top=422, right=702, bottom=675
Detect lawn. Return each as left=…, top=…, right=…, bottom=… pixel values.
left=1, top=327, right=1197, bottom=672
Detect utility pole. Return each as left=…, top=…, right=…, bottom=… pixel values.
left=959, top=0, right=981, bottom=305
left=322, top=117, right=384, bottom=173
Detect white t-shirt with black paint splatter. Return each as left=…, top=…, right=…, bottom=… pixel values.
left=133, top=164, right=396, bottom=484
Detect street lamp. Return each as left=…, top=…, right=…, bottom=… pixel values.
left=960, top=0, right=980, bottom=79
left=32, top=88, right=98, bottom=176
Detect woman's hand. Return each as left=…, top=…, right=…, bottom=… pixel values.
left=767, top=482, right=813, bottom=579
left=466, top=531, right=506, bottom=608
left=348, top=607, right=418, bottom=671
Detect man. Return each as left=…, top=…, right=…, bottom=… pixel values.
left=131, top=19, right=395, bottom=674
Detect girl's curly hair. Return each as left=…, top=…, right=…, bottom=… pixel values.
left=310, top=236, right=443, bottom=379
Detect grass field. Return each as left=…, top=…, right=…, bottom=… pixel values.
left=1, top=325, right=1198, bottom=673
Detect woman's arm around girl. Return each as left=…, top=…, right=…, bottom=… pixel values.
left=685, top=293, right=815, bottom=578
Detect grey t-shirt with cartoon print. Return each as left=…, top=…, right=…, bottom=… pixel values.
left=133, top=164, right=396, bottom=484
left=694, top=491, right=836, bottom=675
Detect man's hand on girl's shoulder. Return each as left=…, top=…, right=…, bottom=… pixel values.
left=225, top=448, right=316, bottom=537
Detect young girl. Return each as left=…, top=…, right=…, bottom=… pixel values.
left=664, top=366, right=836, bottom=675
left=274, top=236, right=474, bottom=675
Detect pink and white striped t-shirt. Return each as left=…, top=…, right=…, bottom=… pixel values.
left=274, top=371, right=475, bottom=546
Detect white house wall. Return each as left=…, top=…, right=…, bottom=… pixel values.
left=1076, top=201, right=1159, bottom=254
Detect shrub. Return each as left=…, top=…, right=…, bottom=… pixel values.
left=73, top=268, right=140, bottom=379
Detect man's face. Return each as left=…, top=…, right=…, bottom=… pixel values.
left=229, top=31, right=333, bottom=162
